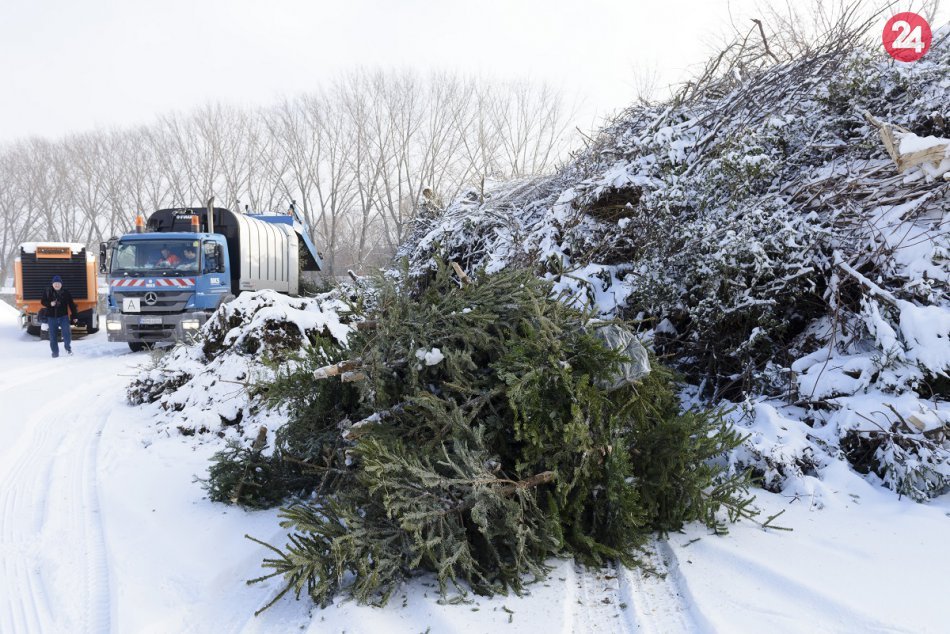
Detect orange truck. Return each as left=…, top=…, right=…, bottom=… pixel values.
left=14, top=242, right=100, bottom=337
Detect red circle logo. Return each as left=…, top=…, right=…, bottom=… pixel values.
left=883, top=12, right=932, bottom=62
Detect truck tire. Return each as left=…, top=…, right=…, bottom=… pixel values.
left=26, top=324, right=41, bottom=337
left=87, top=309, right=100, bottom=334
left=128, top=342, right=155, bottom=352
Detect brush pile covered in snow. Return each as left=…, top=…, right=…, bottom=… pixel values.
left=128, top=290, right=354, bottom=437
left=129, top=27, right=948, bottom=506
left=397, top=29, right=950, bottom=501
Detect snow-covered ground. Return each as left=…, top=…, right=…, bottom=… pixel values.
left=1, top=299, right=948, bottom=633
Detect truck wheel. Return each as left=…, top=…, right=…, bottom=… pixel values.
left=87, top=309, right=100, bottom=334
left=26, top=325, right=41, bottom=337
left=128, top=342, right=155, bottom=352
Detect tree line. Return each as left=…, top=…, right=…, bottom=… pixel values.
left=0, top=71, right=575, bottom=282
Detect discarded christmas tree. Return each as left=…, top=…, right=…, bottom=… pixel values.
left=236, top=261, right=755, bottom=610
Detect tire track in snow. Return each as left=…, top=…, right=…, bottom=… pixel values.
left=616, top=541, right=712, bottom=634
left=0, top=385, right=71, bottom=634
left=0, top=370, right=116, bottom=633
left=563, top=561, right=631, bottom=634
left=560, top=540, right=712, bottom=634
left=79, top=400, right=113, bottom=633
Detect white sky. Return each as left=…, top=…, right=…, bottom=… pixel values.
left=1, top=0, right=947, bottom=143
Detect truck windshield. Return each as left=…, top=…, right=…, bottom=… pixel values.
left=110, top=239, right=200, bottom=276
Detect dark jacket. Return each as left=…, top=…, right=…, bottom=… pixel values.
left=41, top=286, right=79, bottom=319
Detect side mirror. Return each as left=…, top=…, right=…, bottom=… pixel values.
left=215, top=245, right=226, bottom=273
left=99, top=242, right=108, bottom=274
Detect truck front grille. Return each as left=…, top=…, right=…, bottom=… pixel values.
left=113, top=290, right=191, bottom=313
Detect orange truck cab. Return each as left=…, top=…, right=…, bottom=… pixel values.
left=14, top=242, right=100, bottom=337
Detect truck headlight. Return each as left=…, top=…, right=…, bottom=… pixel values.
left=181, top=319, right=200, bottom=330
left=107, top=320, right=122, bottom=331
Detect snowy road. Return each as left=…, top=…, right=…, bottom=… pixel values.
left=0, top=306, right=290, bottom=634
left=0, top=300, right=948, bottom=633
left=0, top=314, right=122, bottom=633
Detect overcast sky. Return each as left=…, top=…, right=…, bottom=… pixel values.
left=1, top=0, right=947, bottom=143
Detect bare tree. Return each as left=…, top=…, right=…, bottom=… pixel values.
left=0, top=70, right=576, bottom=277
left=62, top=132, right=109, bottom=245
left=122, top=126, right=171, bottom=225
left=0, top=145, right=40, bottom=285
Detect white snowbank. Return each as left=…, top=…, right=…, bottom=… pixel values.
left=129, top=289, right=354, bottom=438
left=0, top=301, right=20, bottom=319
left=899, top=302, right=950, bottom=376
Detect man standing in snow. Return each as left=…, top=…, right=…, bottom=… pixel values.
left=41, top=275, right=79, bottom=358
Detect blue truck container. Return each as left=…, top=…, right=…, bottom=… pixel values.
left=102, top=206, right=321, bottom=351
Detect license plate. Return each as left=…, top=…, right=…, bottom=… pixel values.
left=139, top=316, right=162, bottom=325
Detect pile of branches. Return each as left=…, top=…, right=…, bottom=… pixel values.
left=128, top=289, right=354, bottom=437
left=399, top=14, right=949, bottom=401
left=208, top=262, right=762, bottom=609
left=392, top=10, right=950, bottom=502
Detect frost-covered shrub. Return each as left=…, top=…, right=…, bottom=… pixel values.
left=633, top=198, right=828, bottom=395
left=127, top=346, right=194, bottom=406
left=727, top=402, right=822, bottom=493
left=400, top=29, right=950, bottom=394
left=841, top=425, right=950, bottom=502
left=702, top=128, right=783, bottom=202
left=820, top=50, right=889, bottom=114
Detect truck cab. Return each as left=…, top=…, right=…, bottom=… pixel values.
left=103, top=206, right=321, bottom=351
left=104, top=232, right=231, bottom=350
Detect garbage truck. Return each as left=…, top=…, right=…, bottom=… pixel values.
left=14, top=242, right=100, bottom=337
left=102, top=205, right=322, bottom=351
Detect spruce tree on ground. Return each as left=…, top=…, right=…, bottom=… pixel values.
left=207, top=262, right=757, bottom=610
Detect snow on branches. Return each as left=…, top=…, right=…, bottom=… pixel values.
left=398, top=28, right=950, bottom=500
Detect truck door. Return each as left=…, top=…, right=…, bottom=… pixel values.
left=202, top=240, right=232, bottom=305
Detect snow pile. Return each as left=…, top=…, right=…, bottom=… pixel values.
left=727, top=392, right=949, bottom=503
left=399, top=30, right=950, bottom=501
left=128, top=289, right=354, bottom=438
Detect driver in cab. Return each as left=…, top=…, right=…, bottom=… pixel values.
left=156, top=247, right=180, bottom=267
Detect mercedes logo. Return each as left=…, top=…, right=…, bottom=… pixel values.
left=144, top=292, right=159, bottom=305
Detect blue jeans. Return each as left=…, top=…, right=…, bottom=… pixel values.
left=49, top=316, right=72, bottom=356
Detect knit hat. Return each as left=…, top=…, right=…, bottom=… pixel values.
left=51, top=275, right=62, bottom=284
